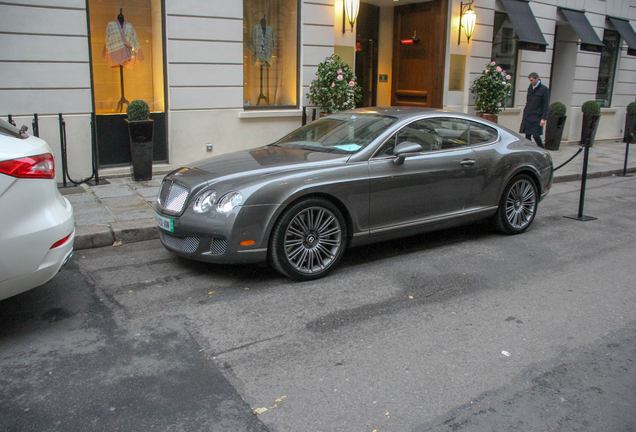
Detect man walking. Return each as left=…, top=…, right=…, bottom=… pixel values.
left=520, top=72, right=549, bottom=148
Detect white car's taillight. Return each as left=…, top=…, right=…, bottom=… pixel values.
left=0, top=153, right=55, bottom=179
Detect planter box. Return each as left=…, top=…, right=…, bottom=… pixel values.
left=126, top=119, right=154, bottom=181
left=477, top=112, right=498, bottom=123
left=580, top=114, right=600, bottom=148
left=545, top=114, right=567, bottom=150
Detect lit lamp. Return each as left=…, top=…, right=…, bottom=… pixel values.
left=343, top=0, right=360, bottom=33
left=458, top=1, right=476, bottom=45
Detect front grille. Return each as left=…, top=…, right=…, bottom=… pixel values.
left=210, top=238, right=228, bottom=255
left=158, top=180, right=189, bottom=213
left=160, top=231, right=200, bottom=253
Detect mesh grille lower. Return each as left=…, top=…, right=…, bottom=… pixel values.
left=210, top=238, right=228, bottom=255
left=160, top=231, right=200, bottom=253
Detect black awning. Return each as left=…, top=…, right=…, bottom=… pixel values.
left=608, top=17, right=636, bottom=56
left=559, top=8, right=604, bottom=53
left=500, top=0, right=548, bottom=52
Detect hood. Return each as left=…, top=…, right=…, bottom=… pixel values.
left=167, top=145, right=350, bottom=187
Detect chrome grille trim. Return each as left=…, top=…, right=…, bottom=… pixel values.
left=210, top=238, right=228, bottom=255
left=159, top=231, right=200, bottom=253
left=159, top=180, right=189, bottom=213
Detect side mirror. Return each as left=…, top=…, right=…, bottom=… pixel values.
left=393, top=141, right=423, bottom=165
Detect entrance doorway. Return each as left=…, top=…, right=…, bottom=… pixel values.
left=391, top=0, right=448, bottom=108
left=356, top=3, right=380, bottom=108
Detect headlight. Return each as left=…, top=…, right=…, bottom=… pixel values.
left=217, top=192, right=243, bottom=214
left=193, top=190, right=216, bottom=213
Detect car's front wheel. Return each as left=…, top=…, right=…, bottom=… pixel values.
left=270, top=198, right=346, bottom=281
left=495, top=174, right=538, bottom=234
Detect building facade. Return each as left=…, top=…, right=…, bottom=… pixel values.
left=1, top=0, right=635, bottom=181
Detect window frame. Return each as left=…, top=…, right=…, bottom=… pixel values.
left=595, top=28, right=621, bottom=108
left=242, top=0, right=301, bottom=111
left=491, top=12, right=519, bottom=108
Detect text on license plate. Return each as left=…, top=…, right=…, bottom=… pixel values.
left=156, top=213, right=174, bottom=232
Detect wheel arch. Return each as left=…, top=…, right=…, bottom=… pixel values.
left=268, top=192, right=355, bottom=249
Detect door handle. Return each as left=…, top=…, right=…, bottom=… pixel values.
left=460, top=159, right=476, bottom=166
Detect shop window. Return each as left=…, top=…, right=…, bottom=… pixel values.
left=595, top=29, right=620, bottom=107
left=243, top=0, right=299, bottom=109
left=491, top=12, right=518, bottom=107
left=88, top=0, right=165, bottom=115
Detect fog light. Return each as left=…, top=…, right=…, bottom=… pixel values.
left=240, top=240, right=256, bottom=246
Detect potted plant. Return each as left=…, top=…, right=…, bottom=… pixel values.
left=126, top=100, right=153, bottom=181
left=580, top=100, right=601, bottom=148
left=545, top=102, right=567, bottom=150
left=469, top=61, right=512, bottom=123
left=307, top=54, right=361, bottom=115
left=624, top=102, right=636, bottom=143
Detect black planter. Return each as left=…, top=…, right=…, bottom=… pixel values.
left=126, top=119, right=154, bottom=181
left=624, top=113, right=636, bottom=143
left=580, top=113, right=600, bottom=148
left=545, top=114, right=567, bottom=150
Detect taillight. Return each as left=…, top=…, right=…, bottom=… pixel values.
left=0, top=153, right=55, bottom=179
left=50, top=232, right=73, bottom=249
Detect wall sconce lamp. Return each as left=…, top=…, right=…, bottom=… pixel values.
left=343, top=0, right=360, bottom=33
left=458, top=1, right=476, bottom=45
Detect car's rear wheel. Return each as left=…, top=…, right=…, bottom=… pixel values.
left=495, top=174, right=538, bottom=234
left=270, top=198, right=346, bottom=281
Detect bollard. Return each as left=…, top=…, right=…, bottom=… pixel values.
left=619, top=132, right=635, bottom=178
left=32, top=113, right=39, bottom=137
left=59, top=114, right=68, bottom=188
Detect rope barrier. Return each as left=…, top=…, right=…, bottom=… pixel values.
left=554, top=146, right=584, bottom=171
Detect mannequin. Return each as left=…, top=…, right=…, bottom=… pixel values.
left=103, top=9, right=145, bottom=112
left=246, top=15, right=275, bottom=105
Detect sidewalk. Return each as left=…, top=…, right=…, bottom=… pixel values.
left=62, top=139, right=636, bottom=251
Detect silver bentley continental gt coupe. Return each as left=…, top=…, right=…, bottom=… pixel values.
left=155, top=107, right=553, bottom=280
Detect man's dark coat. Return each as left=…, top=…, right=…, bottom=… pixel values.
left=520, top=81, right=550, bottom=137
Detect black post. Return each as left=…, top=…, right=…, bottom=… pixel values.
left=619, top=132, right=635, bottom=177
left=8, top=115, right=16, bottom=126
left=91, top=112, right=101, bottom=184
left=59, top=114, right=68, bottom=188
left=32, top=113, right=39, bottom=137
left=302, top=107, right=307, bottom=126
left=565, top=130, right=598, bottom=221
left=312, top=108, right=317, bottom=121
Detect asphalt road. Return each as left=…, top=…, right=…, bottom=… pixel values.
left=1, top=176, right=636, bottom=431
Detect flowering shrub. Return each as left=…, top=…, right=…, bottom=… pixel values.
left=307, top=54, right=361, bottom=114
left=469, top=61, right=512, bottom=115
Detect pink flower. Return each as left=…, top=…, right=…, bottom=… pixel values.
left=506, top=75, right=511, bottom=80
left=498, top=102, right=502, bottom=107
left=332, top=83, right=336, bottom=87
left=338, top=69, right=343, bottom=73
left=349, top=81, right=355, bottom=87
left=491, top=61, right=496, bottom=66
left=496, top=66, right=502, bottom=72
left=503, top=81, right=507, bottom=85
left=337, top=74, right=344, bottom=81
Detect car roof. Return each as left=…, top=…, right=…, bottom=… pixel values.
left=345, top=107, right=449, bottom=119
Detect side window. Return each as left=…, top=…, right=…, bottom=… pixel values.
left=468, top=121, right=498, bottom=145
left=425, top=118, right=469, bottom=149
left=374, top=118, right=469, bottom=157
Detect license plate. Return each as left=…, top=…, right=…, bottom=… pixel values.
left=156, top=213, right=174, bottom=233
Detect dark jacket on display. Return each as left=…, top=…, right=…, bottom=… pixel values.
left=520, top=81, right=550, bottom=137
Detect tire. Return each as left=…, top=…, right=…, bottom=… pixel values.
left=270, top=198, right=347, bottom=281
left=495, top=174, right=538, bottom=234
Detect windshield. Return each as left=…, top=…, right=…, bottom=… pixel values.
left=272, top=113, right=397, bottom=154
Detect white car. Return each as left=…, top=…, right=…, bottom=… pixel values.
left=0, top=118, right=74, bottom=300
